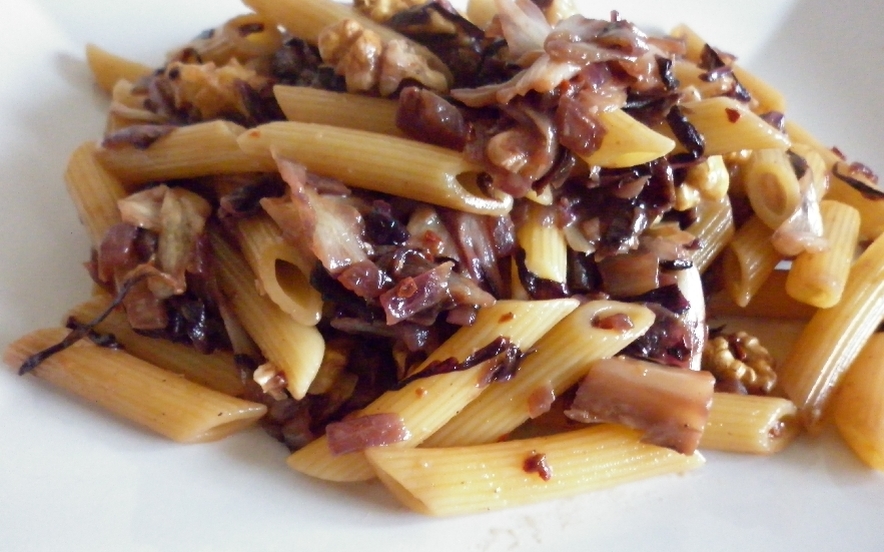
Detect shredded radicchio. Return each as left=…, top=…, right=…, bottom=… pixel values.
left=18, top=275, right=145, bottom=375
left=833, top=161, right=884, bottom=200
left=514, top=248, right=569, bottom=299
left=101, top=124, right=178, bottom=149
left=395, top=336, right=529, bottom=389
left=325, top=412, right=411, bottom=456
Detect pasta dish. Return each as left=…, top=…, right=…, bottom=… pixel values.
left=4, top=0, right=884, bottom=517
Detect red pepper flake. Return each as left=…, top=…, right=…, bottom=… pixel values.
left=592, top=312, right=634, bottom=331
left=725, top=108, right=741, bottom=123
left=396, top=277, right=418, bottom=298
left=523, top=451, right=553, bottom=481
left=415, top=387, right=428, bottom=398
left=498, top=311, right=515, bottom=323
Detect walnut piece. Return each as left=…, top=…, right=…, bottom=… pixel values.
left=165, top=59, right=270, bottom=121
left=702, top=330, right=777, bottom=395
left=318, top=19, right=448, bottom=96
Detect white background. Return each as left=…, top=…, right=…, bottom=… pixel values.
left=1, top=1, right=883, bottom=550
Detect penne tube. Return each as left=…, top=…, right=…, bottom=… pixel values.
left=237, top=121, right=512, bottom=215
left=706, top=269, right=817, bottom=320
left=85, top=43, right=153, bottom=95
left=787, top=120, right=884, bottom=240
left=273, top=85, right=404, bottom=136
left=286, top=298, right=580, bottom=482
left=211, top=231, right=325, bottom=400
left=4, top=328, right=266, bottom=443
left=671, top=62, right=736, bottom=103
left=790, top=143, right=829, bottom=198
left=664, top=97, right=791, bottom=156
left=786, top=200, right=860, bottom=308
left=669, top=25, right=786, bottom=114
left=466, top=0, right=497, bottom=28
left=730, top=65, right=787, bottom=115
left=64, top=141, right=127, bottom=247
left=687, top=197, right=735, bottom=274
left=833, top=333, right=884, bottom=470
left=582, top=109, right=676, bottom=168
left=425, top=300, right=656, bottom=447
left=743, top=148, right=802, bottom=230
left=778, top=229, right=884, bottom=429
left=365, top=424, right=704, bottom=516
left=700, top=393, right=799, bottom=454
left=515, top=202, right=568, bottom=283
left=96, top=121, right=273, bottom=187
left=66, top=294, right=245, bottom=397
left=822, top=173, right=884, bottom=242
left=235, top=214, right=323, bottom=326
left=721, top=216, right=782, bottom=307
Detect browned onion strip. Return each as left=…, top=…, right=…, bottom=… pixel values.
left=565, top=356, right=715, bottom=454
left=325, top=412, right=411, bottom=456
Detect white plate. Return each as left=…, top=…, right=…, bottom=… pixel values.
left=2, top=1, right=883, bottom=551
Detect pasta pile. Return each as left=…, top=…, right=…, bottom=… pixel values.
left=6, top=0, right=884, bottom=516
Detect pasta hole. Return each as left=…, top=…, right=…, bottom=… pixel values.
left=759, top=173, right=787, bottom=217
left=456, top=171, right=496, bottom=200
left=275, top=259, right=310, bottom=302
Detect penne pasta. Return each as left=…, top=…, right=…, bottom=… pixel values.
left=425, top=300, right=656, bottom=447
left=778, top=229, right=884, bottom=429
left=721, top=216, right=782, bottom=307
left=12, top=0, right=884, bottom=524
left=786, top=120, right=884, bottom=240
left=211, top=230, right=325, bottom=400
left=85, top=43, right=153, bottom=95
left=95, top=120, right=273, bottom=186
left=700, top=393, right=799, bottom=454
left=515, top=202, right=568, bottom=284
left=786, top=200, right=860, bottom=308
left=66, top=294, right=245, bottom=397
left=833, top=333, right=884, bottom=470
left=366, top=424, right=704, bottom=516
left=687, top=196, right=735, bottom=274
left=582, top=109, right=675, bottom=168
left=273, top=85, right=404, bottom=136
left=237, top=121, right=512, bottom=214
left=706, top=269, right=817, bottom=320
left=286, top=298, right=580, bottom=482
left=742, top=148, right=802, bottom=230
left=234, top=214, right=323, bottom=326
left=664, top=97, right=792, bottom=156
left=4, top=328, right=265, bottom=443
left=64, top=141, right=127, bottom=247
left=466, top=0, right=498, bottom=28
left=669, top=24, right=786, bottom=114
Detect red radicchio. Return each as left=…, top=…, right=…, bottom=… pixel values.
left=565, top=356, right=714, bottom=454
left=325, top=412, right=411, bottom=456
left=263, top=158, right=382, bottom=299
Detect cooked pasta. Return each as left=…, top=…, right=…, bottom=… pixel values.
left=286, top=299, right=579, bottom=482
left=4, top=328, right=266, bottom=443
left=6, top=0, right=884, bottom=522
left=366, top=424, right=704, bottom=516
left=237, top=121, right=513, bottom=214
left=778, top=229, right=884, bottom=428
